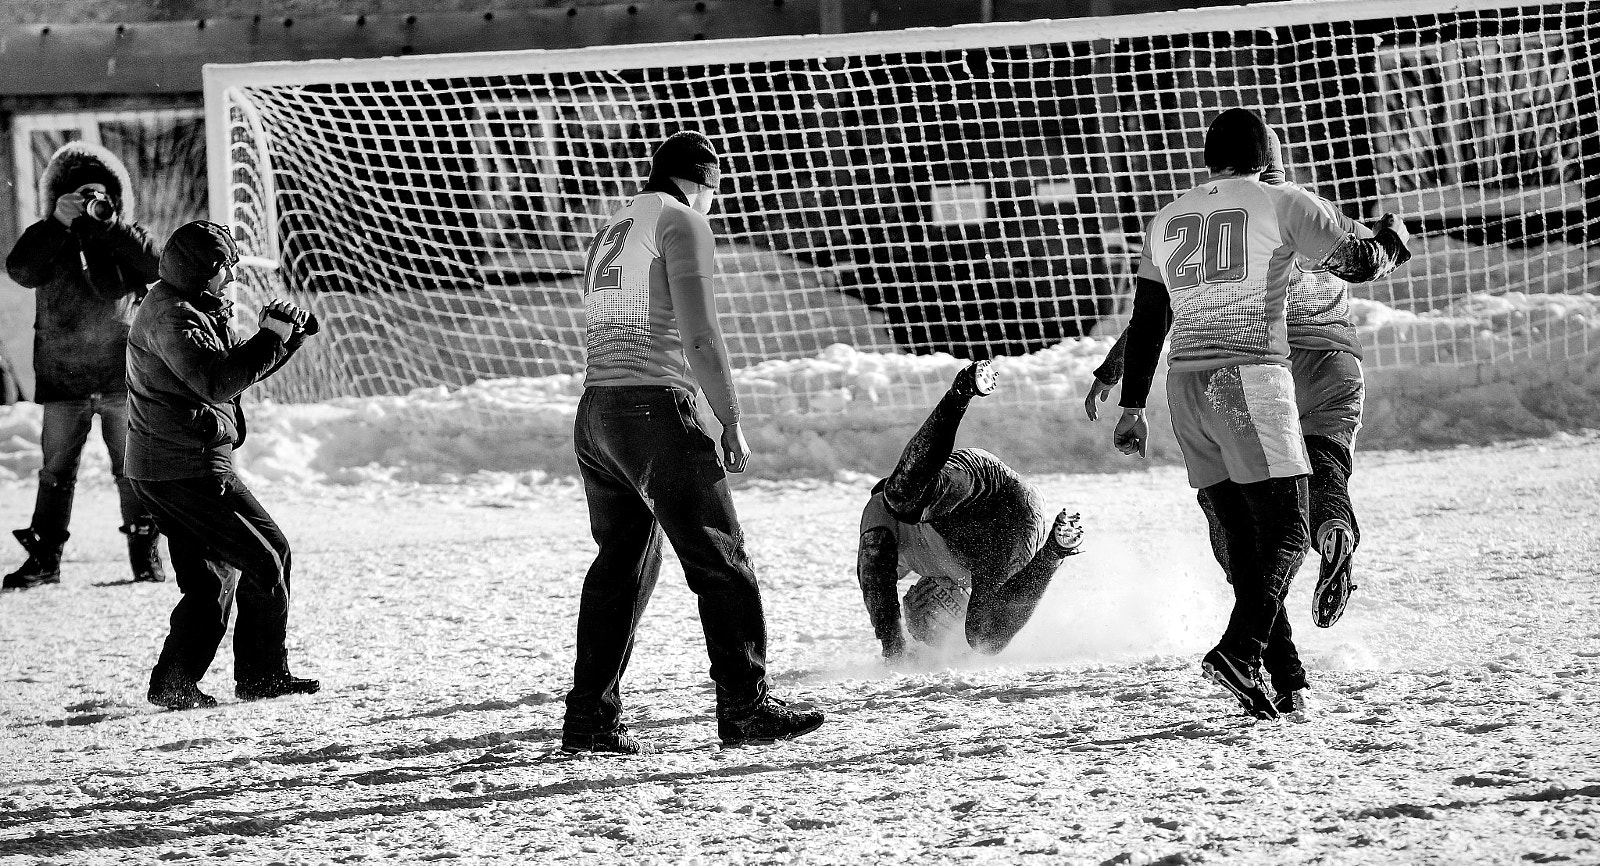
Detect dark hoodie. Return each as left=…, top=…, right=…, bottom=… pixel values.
left=125, top=221, right=309, bottom=480
left=5, top=142, right=160, bottom=402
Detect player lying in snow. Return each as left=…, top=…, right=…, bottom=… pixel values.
left=857, top=361, right=1084, bottom=660
left=1085, top=125, right=1370, bottom=630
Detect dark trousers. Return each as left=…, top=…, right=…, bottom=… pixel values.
left=965, top=542, right=1069, bottom=654
left=1306, top=435, right=1359, bottom=547
left=1198, top=434, right=1359, bottom=577
left=1198, top=476, right=1310, bottom=694
left=131, top=473, right=291, bottom=686
left=33, top=395, right=150, bottom=538
left=883, top=385, right=972, bottom=519
left=564, top=386, right=769, bottom=735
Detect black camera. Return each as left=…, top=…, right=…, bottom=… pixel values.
left=82, top=190, right=115, bottom=222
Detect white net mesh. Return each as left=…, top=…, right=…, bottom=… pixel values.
left=212, top=0, right=1600, bottom=411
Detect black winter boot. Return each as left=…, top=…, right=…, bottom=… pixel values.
left=3, top=529, right=67, bottom=591
left=121, top=522, right=168, bottom=584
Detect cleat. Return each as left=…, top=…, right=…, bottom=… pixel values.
left=1272, top=688, right=1312, bottom=720
left=952, top=360, right=998, bottom=398
left=1050, top=510, right=1084, bottom=556
left=561, top=725, right=650, bottom=756
left=148, top=681, right=218, bottom=711
left=718, top=696, right=825, bottom=747
left=236, top=675, right=321, bottom=701
left=1312, top=520, right=1357, bottom=628
left=1201, top=647, right=1279, bottom=721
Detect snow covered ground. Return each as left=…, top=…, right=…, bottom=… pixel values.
left=1, top=432, right=1597, bottom=865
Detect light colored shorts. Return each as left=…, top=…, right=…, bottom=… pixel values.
left=1167, top=364, right=1311, bottom=489
left=1290, top=348, right=1364, bottom=451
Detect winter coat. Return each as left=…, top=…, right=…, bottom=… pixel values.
left=125, top=281, right=309, bottom=481
left=4, top=142, right=160, bottom=402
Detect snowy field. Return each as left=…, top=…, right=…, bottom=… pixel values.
left=1, top=429, right=1598, bottom=865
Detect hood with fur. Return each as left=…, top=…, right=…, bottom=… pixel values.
left=37, top=141, right=135, bottom=220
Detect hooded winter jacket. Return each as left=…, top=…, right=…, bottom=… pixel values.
left=125, top=221, right=313, bottom=481
left=5, top=142, right=160, bottom=402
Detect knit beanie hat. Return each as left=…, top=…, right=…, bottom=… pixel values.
left=160, top=220, right=239, bottom=292
left=649, top=131, right=721, bottom=188
left=1204, top=108, right=1273, bottom=175
left=59, top=163, right=121, bottom=201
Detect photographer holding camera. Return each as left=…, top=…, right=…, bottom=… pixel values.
left=4, top=142, right=165, bottom=590
left=126, top=220, right=320, bottom=709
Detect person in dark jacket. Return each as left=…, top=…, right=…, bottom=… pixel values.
left=3, top=142, right=166, bottom=590
left=858, top=361, right=1085, bottom=661
left=126, top=220, right=319, bottom=710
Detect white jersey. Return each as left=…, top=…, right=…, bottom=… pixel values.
left=1138, top=177, right=1357, bottom=372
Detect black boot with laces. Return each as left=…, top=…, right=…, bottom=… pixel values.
left=718, top=696, right=825, bottom=747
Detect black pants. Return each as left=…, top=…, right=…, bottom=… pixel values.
left=1197, top=476, right=1310, bottom=694
left=33, top=395, right=152, bottom=539
left=131, top=473, right=292, bottom=687
left=564, top=386, right=769, bottom=735
left=1306, top=434, right=1359, bottom=547
left=1198, top=435, right=1359, bottom=578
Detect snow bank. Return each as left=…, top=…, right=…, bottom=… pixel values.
left=0, top=292, right=1595, bottom=485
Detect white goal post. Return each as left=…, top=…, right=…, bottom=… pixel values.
left=204, top=0, right=1600, bottom=410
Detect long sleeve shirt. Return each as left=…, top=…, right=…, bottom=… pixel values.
left=1118, top=178, right=1411, bottom=409
left=581, top=188, right=741, bottom=426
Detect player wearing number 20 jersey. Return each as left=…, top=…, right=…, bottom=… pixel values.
left=1111, top=109, right=1412, bottom=721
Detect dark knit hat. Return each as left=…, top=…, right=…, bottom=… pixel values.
left=1204, top=108, right=1273, bottom=175
left=160, top=220, right=239, bottom=292
left=60, top=163, right=120, bottom=199
left=650, top=131, right=721, bottom=188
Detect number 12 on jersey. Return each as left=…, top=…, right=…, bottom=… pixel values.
left=1164, top=209, right=1248, bottom=291
left=583, top=219, right=634, bottom=296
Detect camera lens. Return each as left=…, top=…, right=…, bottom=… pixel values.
left=84, top=194, right=113, bottom=221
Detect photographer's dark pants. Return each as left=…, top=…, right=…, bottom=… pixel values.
left=1198, top=476, right=1310, bottom=694
left=131, top=473, right=291, bottom=687
left=565, top=386, right=769, bottom=736
left=32, top=395, right=151, bottom=539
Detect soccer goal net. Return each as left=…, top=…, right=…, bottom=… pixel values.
left=206, top=0, right=1599, bottom=412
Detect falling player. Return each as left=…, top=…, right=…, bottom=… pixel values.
left=561, top=131, right=824, bottom=754
left=1110, top=108, right=1412, bottom=719
left=858, top=361, right=1085, bottom=661
left=1087, top=127, right=1371, bottom=631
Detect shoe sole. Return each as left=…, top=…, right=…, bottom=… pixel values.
left=1312, top=532, right=1355, bottom=628
left=720, top=716, right=825, bottom=747
left=1201, top=660, right=1277, bottom=721
left=971, top=361, right=998, bottom=397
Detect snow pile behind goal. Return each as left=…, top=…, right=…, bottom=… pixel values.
left=0, top=291, right=1595, bottom=486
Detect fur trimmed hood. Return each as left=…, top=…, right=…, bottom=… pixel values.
left=37, top=141, right=135, bottom=220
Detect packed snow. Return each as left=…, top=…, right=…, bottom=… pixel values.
left=0, top=432, right=1596, bottom=864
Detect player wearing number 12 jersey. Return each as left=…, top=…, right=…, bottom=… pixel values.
left=1111, top=109, right=1412, bottom=720
left=562, top=131, right=824, bottom=754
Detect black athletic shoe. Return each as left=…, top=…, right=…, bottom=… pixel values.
left=718, top=696, right=825, bottom=747
left=1201, top=648, right=1279, bottom=721
left=236, top=675, right=321, bottom=701
left=149, top=682, right=218, bottom=711
left=951, top=360, right=998, bottom=398
left=1312, top=519, right=1357, bottom=628
left=561, top=725, right=650, bottom=755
